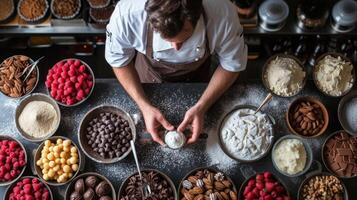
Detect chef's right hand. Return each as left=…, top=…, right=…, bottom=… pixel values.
left=141, top=105, right=174, bottom=145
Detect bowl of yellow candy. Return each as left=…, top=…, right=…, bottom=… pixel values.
left=34, top=136, right=83, bottom=186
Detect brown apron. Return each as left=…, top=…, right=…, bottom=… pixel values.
left=135, top=11, right=211, bottom=83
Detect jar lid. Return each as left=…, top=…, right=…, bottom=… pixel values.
left=259, top=0, right=289, bottom=24
left=332, top=0, right=357, bottom=25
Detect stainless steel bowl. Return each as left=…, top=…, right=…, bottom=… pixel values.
left=338, top=90, right=357, bottom=136
left=0, top=55, right=39, bottom=100
left=321, top=130, right=357, bottom=179
left=3, top=176, right=54, bottom=200
left=262, top=54, right=307, bottom=98
left=313, top=52, right=356, bottom=97
left=65, top=172, right=116, bottom=200
left=297, top=172, right=349, bottom=200
left=0, top=135, right=27, bottom=187
left=46, top=58, right=95, bottom=107
left=118, top=169, right=178, bottom=200
left=78, top=105, right=137, bottom=164
left=34, top=136, right=84, bottom=186
left=178, top=167, right=237, bottom=199
left=218, top=105, right=275, bottom=163
left=15, top=93, right=61, bottom=142
left=271, top=135, right=313, bottom=177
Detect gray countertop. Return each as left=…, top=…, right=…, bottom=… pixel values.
left=0, top=79, right=355, bottom=200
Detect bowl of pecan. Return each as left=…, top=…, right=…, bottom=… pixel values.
left=286, top=96, right=329, bottom=138
left=179, top=167, right=237, bottom=200
left=0, top=55, right=39, bottom=99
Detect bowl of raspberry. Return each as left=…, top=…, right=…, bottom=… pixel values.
left=0, top=135, right=27, bottom=187
left=45, top=58, right=95, bottom=107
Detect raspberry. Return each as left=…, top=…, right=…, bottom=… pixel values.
left=74, top=59, right=81, bottom=67
left=79, top=65, right=86, bottom=73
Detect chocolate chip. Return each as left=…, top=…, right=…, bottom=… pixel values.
left=85, top=176, right=99, bottom=188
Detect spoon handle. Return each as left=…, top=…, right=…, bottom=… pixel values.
left=254, top=93, right=273, bottom=114
left=130, top=140, right=143, bottom=179
left=23, top=56, right=44, bottom=81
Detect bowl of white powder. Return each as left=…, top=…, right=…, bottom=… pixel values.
left=313, top=53, right=355, bottom=97
left=272, top=135, right=312, bottom=177
left=218, top=105, right=274, bottom=163
left=262, top=54, right=307, bottom=97
left=338, top=90, right=357, bottom=135
left=15, top=93, right=61, bottom=142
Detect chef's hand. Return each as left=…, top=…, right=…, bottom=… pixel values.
left=178, top=104, right=206, bottom=144
left=141, top=105, right=174, bottom=145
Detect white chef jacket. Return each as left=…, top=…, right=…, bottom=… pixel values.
left=105, top=0, right=247, bottom=72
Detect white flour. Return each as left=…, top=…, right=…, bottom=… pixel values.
left=220, top=108, right=273, bottom=161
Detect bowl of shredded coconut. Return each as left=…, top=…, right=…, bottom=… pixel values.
left=263, top=54, right=307, bottom=97
left=313, top=53, right=355, bottom=97
left=218, top=105, right=274, bottom=162
left=15, top=93, right=61, bottom=142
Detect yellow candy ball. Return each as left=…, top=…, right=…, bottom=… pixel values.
left=63, top=140, right=71, bottom=147
left=44, top=140, right=51, bottom=147
left=56, top=139, right=63, bottom=145
left=63, top=165, right=71, bottom=173
left=49, top=161, right=56, bottom=168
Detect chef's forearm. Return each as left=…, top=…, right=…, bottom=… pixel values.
left=196, top=66, right=239, bottom=112
left=112, top=62, right=151, bottom=110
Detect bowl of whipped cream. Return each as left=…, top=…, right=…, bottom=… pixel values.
left=218, top=105, right=275, bottom=163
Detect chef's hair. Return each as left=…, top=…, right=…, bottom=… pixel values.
left=145, top=0, right=203, bottom=38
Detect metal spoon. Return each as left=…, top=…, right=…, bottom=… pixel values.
left=19, top=56, right=44, bottom=81
left=130, top=140, right=152, bottom=199
left=254, top=92, right=273, bottom=114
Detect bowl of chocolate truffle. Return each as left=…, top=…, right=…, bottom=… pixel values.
left=78, top=105, right=137, bottom=164
left=65, top=172, right=116, bottom=200
left=119, top=169, right=177, bottom=200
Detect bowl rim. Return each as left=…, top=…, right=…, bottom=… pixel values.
left=33, top=136, right=83, bottom=186
left=50, top=0, right=82, bottom=20
left=118, top=168, right=178, bottom=200
left=238, top=171, right=291, bottom=199
left=0, top=55, right=39, bottom=100
left=321, top=130, right=357, bottom=179
left=177, top=166, right=237, bottom=199
left=271, top=134, right=313, bottom=177
left=297, top=171, right=349, bottom=200
left=312, top=52, right=356, bottom=97
left=45, top=58, right=96, bottom=107
left=338, top=90, right=357, bottom=136
left=15, top=93, right=61, bottom=143
left=3, top=175, right=54, bottom=200
left=262, top=53, right=307, bottom=98
left=218, top=105, right=275, bottom=163
left=78, top=104, right=137, bottom=164
left=64, top=172, right=117, bottom=200
left=17, top=0, right=49, bottom=23
left=285, top=96, right=329, bottom=138
left=86, top=0, right=111, bottom=9
left=0, top=135, right=28, bottom=187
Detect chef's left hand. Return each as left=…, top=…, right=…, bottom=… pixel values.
left=178, top=104, right=206, bottom=144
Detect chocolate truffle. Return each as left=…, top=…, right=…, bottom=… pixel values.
left=75, top=178, right=85, bottom=194
left=85, top=176, right=99, bottom=188
left=70, top=191, right=83, bottom=200
left=83, top=188, right=96, bottom=200
left=95, top=181, right=111, bottom=197
left=99, top=196, right=112, bottom=200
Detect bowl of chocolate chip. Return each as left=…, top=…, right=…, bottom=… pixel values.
left=65, top=172, right=116, bottom=200
left=322, top=131, right=357, bottom=179
left=0, top=55, right=39, bottom=99
left=179, top=167, right=237, bottom=200
left=78, top=105, right=136, bottom=164
left=18, top=0, right=49, bottom=23
left=118, top=169, right=177, bottom=200
left=51, top=0, right=81, bottom=20
left=286, top=96, right=329, bottom=138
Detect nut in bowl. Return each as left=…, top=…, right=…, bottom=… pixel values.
left=119, top=169, right=177, bottom=200
left=322, top=131, right=357, bottom=179
left=45, top=58, right=95, bottom=107
left=0, top=135, right=27, bottom=187
left=0, top=55, right=39, bottom=99
left=15, top=93, right=61, bottom=142
left=4, top=176, right=53, bottom=200
left=78, top=105, right=136, bottom=164
left=65, top=172, right=116, bottom=200
left=313, top=52, right=355, bottom=97
left=179, top=167, right=238, bottom=200
left=286, top=96, right=329, bottom=138
left=34, top=136, right=83, bottom=186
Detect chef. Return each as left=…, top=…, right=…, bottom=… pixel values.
left=105, top=0, right=247, bottom=145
